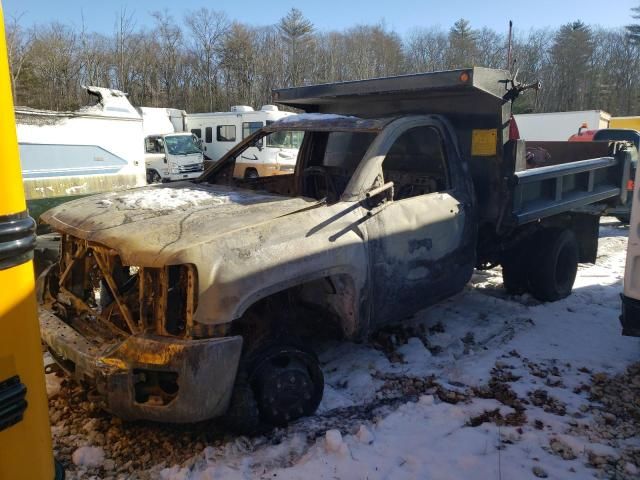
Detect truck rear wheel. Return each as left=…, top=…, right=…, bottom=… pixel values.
left=501, top=253, right=529, bottom=295
left=225, top=341, right=323, bottom=433
left=528, top=228, right=579, bottom=302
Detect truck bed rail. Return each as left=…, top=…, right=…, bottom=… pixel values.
left=511, top=155, right=626, bottom=225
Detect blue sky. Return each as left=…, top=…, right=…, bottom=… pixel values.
left=3, top=0, right=638, bottom=36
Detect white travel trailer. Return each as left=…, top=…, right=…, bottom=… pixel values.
left=186, top=105, right=301, bottom=179
left=16, top=86, right=146, bottom=222
left=138, top=107, right=204, bottom=183
left=514, top=110, right=611, bottom=141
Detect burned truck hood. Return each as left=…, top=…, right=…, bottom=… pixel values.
left=41, top=182, right=317, bottom=265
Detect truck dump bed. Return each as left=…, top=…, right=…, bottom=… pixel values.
left=274, top=68, right=629, bottom=229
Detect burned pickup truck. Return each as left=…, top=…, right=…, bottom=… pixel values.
left=38, top=68, right=632, bottom=431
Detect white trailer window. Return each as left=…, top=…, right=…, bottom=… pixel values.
left=217, top=125, right=236, bottom=142
left=242, top=121, right=263, bottom=139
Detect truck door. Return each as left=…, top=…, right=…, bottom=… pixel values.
left=364, top=120, right=476, bottom=327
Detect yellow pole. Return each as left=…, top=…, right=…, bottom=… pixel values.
left=0, top=0, right=58, bottom=478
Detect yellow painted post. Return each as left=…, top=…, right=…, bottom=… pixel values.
left=0, top=1, right=59, bottom=478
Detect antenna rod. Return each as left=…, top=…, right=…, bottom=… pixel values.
left=507, top=20, right=513, bottom=71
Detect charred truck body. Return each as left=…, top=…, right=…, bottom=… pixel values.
left=38, top=68, right=632, bottom=430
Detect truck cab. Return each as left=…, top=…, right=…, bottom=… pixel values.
left=144, top=132, right=204, bottom=183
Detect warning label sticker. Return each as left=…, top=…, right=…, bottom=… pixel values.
left=471, top=129, right=497, bottom=156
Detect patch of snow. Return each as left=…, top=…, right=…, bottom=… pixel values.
left=356, top=425, right=375, bottom=444
left=397, top=337, right=432, bottom=369
left=65, top=183, right=87, bottom=195
left=324, top=429, right=343, bottom=453
left=274, top=113, right=360, bottom=124
left=71, top=446, right=104, bottom=468
left=96, top=199, right=112, bottom=208
left=107, top=187, right=231, bottom=210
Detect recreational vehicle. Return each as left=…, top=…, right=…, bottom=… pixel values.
left=139, top=107, right=204, bottom=183
left=187, top=105, right=301, bottom=179
left=16, top=86, right=146, bottom=223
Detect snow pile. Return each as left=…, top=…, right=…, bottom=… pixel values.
left=104, top=187, right=232, bottom=210
left=71, top=446, right=105, bottom=468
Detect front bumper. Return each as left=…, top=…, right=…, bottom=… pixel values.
left=164, top=171, right=203, bottom=182
left=620, top=294, right=640, bottom=337
left=39, top=308, right=242, bottom=422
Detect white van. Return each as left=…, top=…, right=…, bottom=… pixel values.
left=139, top=107, right=204, bottom=183
left=187, top=105, right=302, bottom=179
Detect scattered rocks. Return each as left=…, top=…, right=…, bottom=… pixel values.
left=532, top=465, right=548, bottom=478
left=549, top=437, right=577, bottom=460
left=528, top=389, right=566, bottom=416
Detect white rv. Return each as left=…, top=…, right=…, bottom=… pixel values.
left=186, top=105, right=301, bottom=179
left=16, top=86, right=146, bottom=222
left=138, top=107, right=204, bottom=183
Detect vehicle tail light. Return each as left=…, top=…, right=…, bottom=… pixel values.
left=627, top=180, right=635, bottom=191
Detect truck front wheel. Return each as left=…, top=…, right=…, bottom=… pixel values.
left=146, top=169, right=161, bottom=184
left=529, top=228, right=579, bottom=302
left=225, top=342, right=324, bottom=433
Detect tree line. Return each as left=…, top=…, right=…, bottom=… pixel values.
left=5, top=6, right=640, bottom=115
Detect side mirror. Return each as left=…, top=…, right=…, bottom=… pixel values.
left=363, top=181, right=394, bottom=209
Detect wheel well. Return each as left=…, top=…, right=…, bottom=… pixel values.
left=230, top=274, right=358, bottom=349
left=493, top=212, right=600, bottom=266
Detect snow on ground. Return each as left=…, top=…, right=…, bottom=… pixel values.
left=47, top=218, right=640, bottom=479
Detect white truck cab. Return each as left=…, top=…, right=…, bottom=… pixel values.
left=144, top=132, right=204, bottom=183
left=187, top=105, right=301, bottom=179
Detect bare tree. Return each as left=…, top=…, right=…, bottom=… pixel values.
left=185, top=8, right=229, bottom=111
left=5, top=13, right=33, bottom=103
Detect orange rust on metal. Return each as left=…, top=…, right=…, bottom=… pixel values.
left=185, top=265, right=197, bottom=337
left=93, top=251, right=139, bottom=334
left=138, top=266, right=146, bottom=330
left=59, top=286, right=93, bottom=313
left=58, top=243, right=87, bottom=286
left=156, top=267, right=168, bottom=336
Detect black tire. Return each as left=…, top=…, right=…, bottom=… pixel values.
left=528, top=228, right=579, bottom=302
left=147, top=170, right=162, bottom=184
left=223, top=370, right=261, bottom=435
left=244, top=169, right=259, bottom=180
left=501, top=253, right=529, bottom=295
left=225, top=341, right=323, bottom=433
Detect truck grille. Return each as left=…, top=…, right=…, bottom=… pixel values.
left=48, top=234, right=197, bottom=337
left=178, top=163, right=204, bottom=173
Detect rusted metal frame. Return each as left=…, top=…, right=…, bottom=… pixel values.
left=155, top=267, right=168, bottom=336
left=59, top=285, right=93, bottom=313
left=58, top=243, right=87, bottom=286
left=93, top=250, right=139, bottom=334
left=138, top=267, right=147, bottom=330
left=184, top=265, right=197, bottom=337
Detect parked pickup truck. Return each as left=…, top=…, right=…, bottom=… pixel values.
left=38, top=67, right=633, bottom=432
